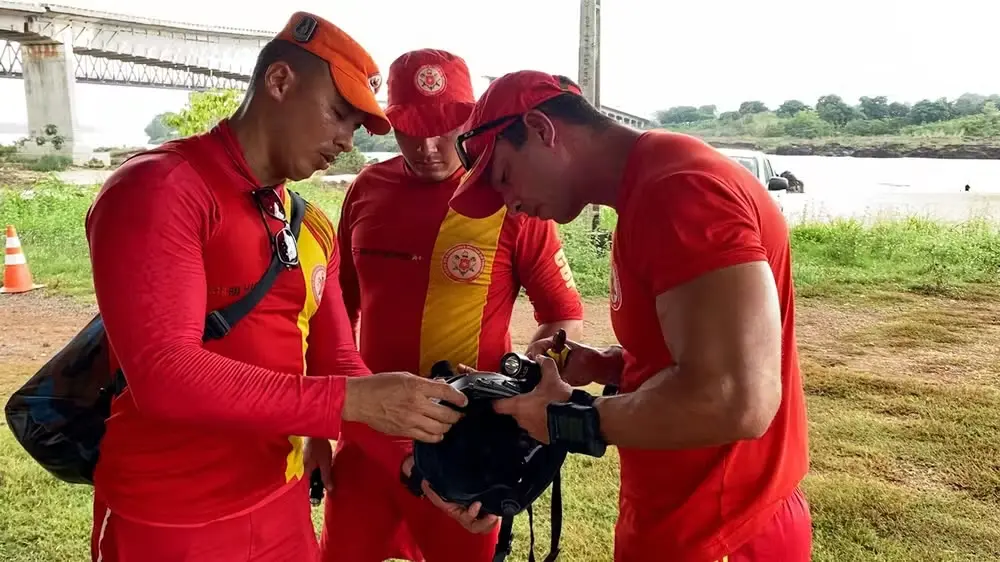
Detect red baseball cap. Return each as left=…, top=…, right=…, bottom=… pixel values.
left=449, top=70, right=582, bottom=215
left=384, top=49, right=476, bottom=138
left=276, top=12, right=390, bottom=135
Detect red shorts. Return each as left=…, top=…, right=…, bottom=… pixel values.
left=615, top=487, right=813, bottom=562
left=91, top=479, right=319, bottom=562
left=319, top=442, right=500, bottom=562
left=723, top=488, right=812, bottom=562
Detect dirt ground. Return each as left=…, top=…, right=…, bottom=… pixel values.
left=0, top=292, right=99, bottom=391
left=2, top=288, right=1000, bottom=391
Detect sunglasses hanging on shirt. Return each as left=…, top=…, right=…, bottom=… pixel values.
left=252, top=187, right=300, bottom=269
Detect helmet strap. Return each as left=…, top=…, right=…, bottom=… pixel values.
left=492, top=471, right=563, bottom=562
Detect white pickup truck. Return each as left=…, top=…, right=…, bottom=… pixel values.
left=717, top=147, right=790, bottom=209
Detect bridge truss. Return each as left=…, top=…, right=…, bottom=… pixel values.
left=0, top=39, right=248, bottom=90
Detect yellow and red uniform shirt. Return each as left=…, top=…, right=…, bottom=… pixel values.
left=337, top=157, right=583, bottom=381
left=337, top=156, right=583, bottom=389
left=86, top=121, right=392, bottom=526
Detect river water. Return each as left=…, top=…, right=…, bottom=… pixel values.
left=769, top=155, right=1000, bottom=225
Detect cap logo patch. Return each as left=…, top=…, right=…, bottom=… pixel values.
left=291, top=15, right=317, bottom=43
left=368, top=73, right=383, bottom=94
left=415, top=64, right=447, bottom=96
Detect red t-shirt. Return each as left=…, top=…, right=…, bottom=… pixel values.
left=609, top=131, right=809, bottom=561
left=337, top=157, right=584, bottom=451
left=86, top=121, right=399, bottom=526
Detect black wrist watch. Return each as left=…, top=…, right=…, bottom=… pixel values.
left=546, top=390, right=607, bottom=458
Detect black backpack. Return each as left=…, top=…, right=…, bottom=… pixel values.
left=4, top=143, right=307, bottom=486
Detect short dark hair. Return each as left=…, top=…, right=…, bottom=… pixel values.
left=499, top=91, right=613, bottom=147
left=248, top=39, right=328, bottom=89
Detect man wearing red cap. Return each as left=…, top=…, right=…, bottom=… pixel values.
left=446, top=71, right=812, bottom=562
left=318, top=51, right=585, bottom=562
left=85, top=14, right=470, bottom=562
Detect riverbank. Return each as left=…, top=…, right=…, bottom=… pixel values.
left=701, top=135, right=1000, bottom=160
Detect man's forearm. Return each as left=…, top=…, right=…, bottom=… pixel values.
left=594, top=345, right=624, bottom=387
left=593, top=363, right=777, bottom=450
left=530, top=319, right=584, bottom=343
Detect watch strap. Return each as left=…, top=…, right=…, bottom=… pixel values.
left=569, top=389, right=596, bottom=406
left=547, top=401, right=608, bottom=458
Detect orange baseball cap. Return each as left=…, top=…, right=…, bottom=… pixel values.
left=276, top=12, right=390, bottom=135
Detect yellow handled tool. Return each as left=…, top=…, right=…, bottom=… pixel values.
left=545, top=328, right=570, bottom=369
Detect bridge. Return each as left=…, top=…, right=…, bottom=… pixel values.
left=600, top=106, right=652, bottom=129
left=0, top=1, right=272, bottom=159
left=0, top=2, right=653, bottom=161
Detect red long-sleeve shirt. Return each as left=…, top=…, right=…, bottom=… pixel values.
left=86, top=121, right=399, bottom=526
left=335, top=157, right=584, bottom=454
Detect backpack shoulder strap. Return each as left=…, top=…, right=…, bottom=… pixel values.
left=112, top=138, right=307, bottom=349
left=142, top=138, right=308, bottom=341
left=203, top=189, right=306, bottom=340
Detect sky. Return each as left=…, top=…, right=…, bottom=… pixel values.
left=1, top=0, right=998, bottom=146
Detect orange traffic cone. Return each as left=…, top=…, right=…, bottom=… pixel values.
left=1, top=225, right=45, bottom=294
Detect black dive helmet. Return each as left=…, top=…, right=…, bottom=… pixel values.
left=404, top=354, right=567, bottom=562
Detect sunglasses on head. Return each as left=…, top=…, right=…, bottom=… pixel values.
left=456, top=76, right=584, bottom=171
left=455, top=114, right=523, bottom=172
left=252, top=187, right=299, bottom=268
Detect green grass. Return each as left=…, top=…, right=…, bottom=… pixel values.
left=5, top=177, right=1000, bottom=302
left=0, top=177, right=98, bottom=298
left=801, top=364, right=1000, bottom=560
left=789, top=218, right=1000, bottom=297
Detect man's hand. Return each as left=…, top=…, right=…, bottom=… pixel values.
left=526, top=337, right=622, bottom=388
left=493, top=355, right=572, bottom=443
left=400, top=455, right=500, bottom=534
left=422, top=481, right=501, bottom=534
left=304, top=437, right=334, bottom=493
left=343, top=373, right=468, bottom=443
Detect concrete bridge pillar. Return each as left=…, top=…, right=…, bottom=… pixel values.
left=20, top=28, right=84, bottom=162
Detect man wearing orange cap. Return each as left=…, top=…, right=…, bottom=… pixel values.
left=318, top=51, right=585, bottom=562
left=446, top=71, right=812, bottom=562
left=85, top=14, right=470, bottom=562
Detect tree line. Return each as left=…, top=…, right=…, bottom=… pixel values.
left=654, top=93, right=1000, bottom=139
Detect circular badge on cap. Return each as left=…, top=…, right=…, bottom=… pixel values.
left=368, top=73, right=383, bottom=94
left=415, top=64, right=447, bottom=96
left=442, top=243, right=484, bottom=283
